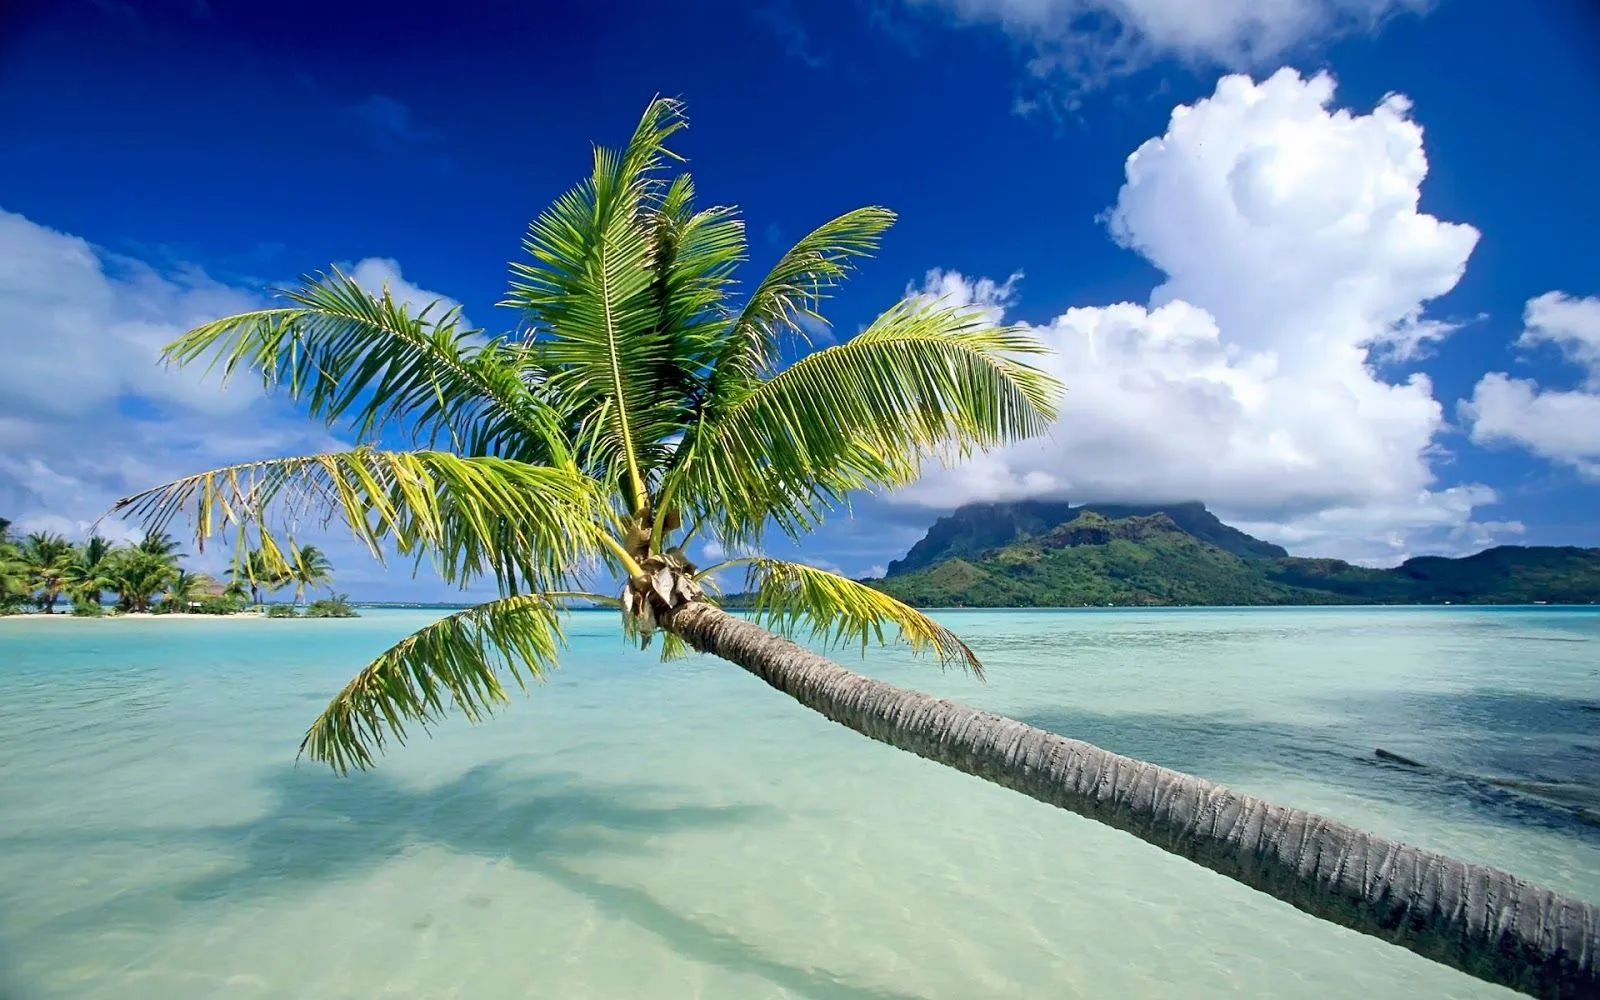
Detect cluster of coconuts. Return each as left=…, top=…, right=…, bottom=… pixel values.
left=618, top=508, right=701, bottom=640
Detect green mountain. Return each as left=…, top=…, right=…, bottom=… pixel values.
left=885, top=499, right=1284, bottom=575
left=872, top=504, right=1600, bottom=607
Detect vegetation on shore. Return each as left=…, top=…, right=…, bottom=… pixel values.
left=0, top=516, right=354, bottom=617
left=266, top=593, right=359, bottom=619
left=872, top=503, right=1600, bottom=607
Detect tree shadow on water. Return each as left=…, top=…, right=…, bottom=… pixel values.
left=5, top=761, right=929, bottom=1000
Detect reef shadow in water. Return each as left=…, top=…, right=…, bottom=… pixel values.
left=1018, top=689, right=1600, bottom=838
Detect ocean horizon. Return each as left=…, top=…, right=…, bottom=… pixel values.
left=2, top=606, right=1596, bottom=998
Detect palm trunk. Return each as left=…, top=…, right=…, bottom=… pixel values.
left=663, top=600, right=1598, bottom=998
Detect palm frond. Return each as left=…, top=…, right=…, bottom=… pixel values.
left=504, top=97, right=689, bottom=510
left=635, top=175, right=747, bottom=474
left=706, top=206, right=895, bottom=398
left=112, top=449, right=602, bottom=593
left=301, top=592, right=600, bottom=772
left=659, top=630, right=695, bottom=661
left=163, top=270, right=568, bottom=462
left=666, top=299, right=1062, bottom=546
left=726, top=558, right=980, bottom=675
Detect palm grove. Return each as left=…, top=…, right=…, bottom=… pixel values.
left=113, top=102, right=1595, bottom=996
left=0, top=516, right=345, bottom=617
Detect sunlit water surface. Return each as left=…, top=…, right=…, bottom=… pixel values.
left=1, top=607, right=1596, bottom=999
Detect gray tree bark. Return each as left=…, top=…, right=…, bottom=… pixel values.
left=663, top=600, right=1599, bottom=998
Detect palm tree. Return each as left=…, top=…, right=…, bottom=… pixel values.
left=162, top=569, right=204, bottom=612
left=21, top=531, right=73, bottom=613
left=0, top=519, right=28, bottom=612
left=222, top=577, right=251, bottom=606
left=287, top=543, right=333, bottom=606
left=135, top=529, right=183, bottom=559
left=236, top=546, right=291, bottom=606
left=64, top=535, right=118, bottom=610
left=106, top=548, right=178, bottom=614
left=115, top=100, right=1596, bottom=995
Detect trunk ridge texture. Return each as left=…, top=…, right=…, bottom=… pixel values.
left=663, top=601, right=1598, bottom=998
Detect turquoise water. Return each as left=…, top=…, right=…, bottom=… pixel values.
left=1, top=607, right=1596, bottom=999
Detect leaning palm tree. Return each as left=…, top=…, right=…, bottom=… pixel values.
left=117, top=100, right=1595, bottom=996
left=21, top=532, right=74, bottom=614
left=286, top=543, right=333, bottom=607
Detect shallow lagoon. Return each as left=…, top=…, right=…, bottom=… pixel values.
left=2, top=607, right=1596, bottom=998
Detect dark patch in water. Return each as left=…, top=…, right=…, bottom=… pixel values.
left=1369, top=749, right=1600, bottom=826
left=1019, top=690, right=1600, bottom=838
left=1373, top=748, right=1426, bottom=768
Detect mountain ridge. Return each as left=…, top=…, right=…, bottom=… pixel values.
left=870, top=502, right=1600, bottom=607
left=886, top=499, right=1285, bottom=576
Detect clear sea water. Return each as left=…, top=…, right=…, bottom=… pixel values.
left=1, top=607, right=1596, bottom=999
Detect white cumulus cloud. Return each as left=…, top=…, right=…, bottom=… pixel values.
left=0, top=209, right=263, bottom=421
left=1462, top=291, right=1600, bottom=479
left=894, top=68, right=1505, bottom=564
left=0, top=207, right=468, bottom=596
left=344, top=256, right=470, bottom=328
left=902, top=0, right=1431, bottom=104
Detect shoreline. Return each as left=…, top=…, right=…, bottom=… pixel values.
left=0, top=611, right=269, bottom=622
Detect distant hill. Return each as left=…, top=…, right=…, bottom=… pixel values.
left=886, top=499, right=1284, bottom=576
left=872, top=503, right=1600, bottom=607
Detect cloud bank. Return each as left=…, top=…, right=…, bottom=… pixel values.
left=1463, top=291, right=1600, bottom=479
left=896, top=68, right=1507, bottom=564
left=0, top=208, right=460, bottom=595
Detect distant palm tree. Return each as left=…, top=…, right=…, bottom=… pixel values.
left=162, top=569, right=204, bottom=612
left=115, top=100, right=1597, bottom=994
left=64, top=535, right=118, bottom=610
left=0, top=519, right=27, bottom=611
left=236, top=547, right=291, bottom=606
left=107, top=548, right=179, bottom=614
left=287, top=543, right=333, bottom=606
left=222, top=577, right=251, bottom=605
left=22, top=532, right=74, bottom=613
left=135, top=530, right=184, bottom=559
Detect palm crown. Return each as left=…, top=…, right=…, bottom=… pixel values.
left=118, top=98, right=1061, bottom=772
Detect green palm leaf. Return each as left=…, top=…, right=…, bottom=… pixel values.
left=113, top=449, right=603, bottom=593
left=707, top=205, right=896, bottom=399
left=301, top=590, right=619, bottom=772
left=163, top=270, right=566, bottom=462
left=667, top=299, right=1062, bottom=545
left=633, top=174, right=747, bottom=473
left=707, top=557, right=980, bottom=674
left=504, top=97, right=689, bottom=511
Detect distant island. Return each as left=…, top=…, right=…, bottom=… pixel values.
left=862, top=501, right=1600, bottom=608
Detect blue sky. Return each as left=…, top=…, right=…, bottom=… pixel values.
left=1, top=0, right=1597, bottom=599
